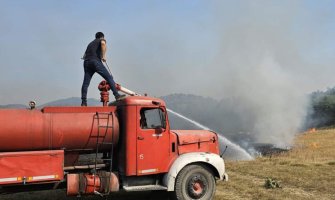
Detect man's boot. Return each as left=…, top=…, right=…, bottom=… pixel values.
left=81, top=99, right=87, bottom=106
left=115, top=94, right=126, bottom=101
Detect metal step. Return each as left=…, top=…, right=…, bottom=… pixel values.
left=94, top=117, right=111, bottom=120
left=94, top=116, right=110, bottom=119
left=90, top=136, right=107, bottom=138
left=94, top=114, right=112, bottom=117
left=97, top=142, right=114, bottom=145
left=101, top=158, right=112, bottom=161
left=123, top=185, right=167, bottom=192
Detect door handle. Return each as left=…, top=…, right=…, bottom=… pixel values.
left=137, top=136, right=144, bottom=140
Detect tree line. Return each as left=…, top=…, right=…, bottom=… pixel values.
left=305, top=87, right=335, bottom=128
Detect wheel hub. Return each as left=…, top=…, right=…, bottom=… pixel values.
left=193, top=182, right=203, bottom=194
left=187, top=175, right=207, bottom=199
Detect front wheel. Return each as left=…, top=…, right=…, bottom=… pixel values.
left=173, top=164, right=216, bottom=200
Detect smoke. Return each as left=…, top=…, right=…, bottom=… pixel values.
left=194, top=1, right=335, bottom=148
left=218, top=54, right=307, bottom=147
left=164, top=1, right=333, bottom=149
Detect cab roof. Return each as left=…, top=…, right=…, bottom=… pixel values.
left=109, top=96, right=166, bottom=107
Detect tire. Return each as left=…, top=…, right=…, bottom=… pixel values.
left=173, top=164, right=216, bottom=200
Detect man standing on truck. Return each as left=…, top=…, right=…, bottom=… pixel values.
left=81, top=32, right=125, bottom=106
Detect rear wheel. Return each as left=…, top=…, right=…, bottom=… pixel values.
left=173, top=164, right=216, bottom=200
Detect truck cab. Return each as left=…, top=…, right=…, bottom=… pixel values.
left=113, top=96, right=228, bottom=199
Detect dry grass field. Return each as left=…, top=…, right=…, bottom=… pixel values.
left=2, top=129, right=335, bottom=200
left=216, top=128, right=335, bottom=200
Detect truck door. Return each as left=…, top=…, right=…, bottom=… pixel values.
left=136, top=106, right=169, bottom=175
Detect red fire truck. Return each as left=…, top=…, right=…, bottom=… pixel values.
left=0, top=83, right=228, bottom=200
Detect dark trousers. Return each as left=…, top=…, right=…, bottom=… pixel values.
left=81, top=59, right=120, bottom=101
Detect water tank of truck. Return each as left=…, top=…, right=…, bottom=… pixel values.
left=0, top=106, right=119, bottom=152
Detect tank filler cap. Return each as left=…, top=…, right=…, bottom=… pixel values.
left=29, top=101, right=36, bottom=110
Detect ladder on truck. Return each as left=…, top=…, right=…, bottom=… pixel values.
left=91, top=112, right=115, bottom=196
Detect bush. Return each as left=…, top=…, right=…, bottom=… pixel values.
left=264, top=177, right=282, bottom=189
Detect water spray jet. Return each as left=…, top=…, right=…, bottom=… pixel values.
left=167, top=108, right=253, bottom=160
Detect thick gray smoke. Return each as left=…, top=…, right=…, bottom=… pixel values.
left=165, top=1, right=334, bottom=149
left=201, top=1, right=330, bottom=148
left=217, top=55, right=307, bottom=147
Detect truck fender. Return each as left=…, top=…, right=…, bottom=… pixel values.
left=163, top=152, right=227, bottom=191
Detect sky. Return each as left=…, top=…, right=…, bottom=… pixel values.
left=0, top=0, right=334, bottom=105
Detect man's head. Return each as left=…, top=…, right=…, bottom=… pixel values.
left=95, top=32, right=104, bottom=39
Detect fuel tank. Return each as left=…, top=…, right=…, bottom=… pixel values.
left=0, top=106, right=119, bottom=152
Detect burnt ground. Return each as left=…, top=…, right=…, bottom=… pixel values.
left=252, top=143, right=289, bottom=156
